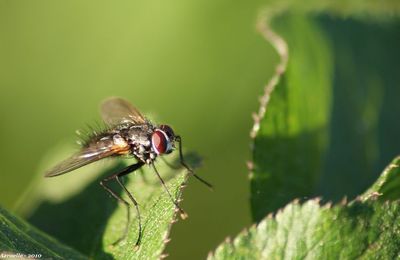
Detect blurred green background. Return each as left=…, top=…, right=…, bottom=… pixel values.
left=0, top=1, right=274, bottom=259
left=1, top=1, right=400, bottom=259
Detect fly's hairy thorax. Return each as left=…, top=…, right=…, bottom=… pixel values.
left=120, top=123, right=157, bottom=164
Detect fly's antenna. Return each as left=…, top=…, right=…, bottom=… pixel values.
left=175, top=135, right=213, bottom=190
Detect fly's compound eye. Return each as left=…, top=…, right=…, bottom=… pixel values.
left=151, top=129, right=173, bottom=154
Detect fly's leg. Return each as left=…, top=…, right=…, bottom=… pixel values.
left=151, top=163, right=188, bottom=219
left=115, top=176, right=142, bottom=247
left=100, top=177, right=130, bottom=246
left=175, top=135, right=213, bottom=190
left=100, top=161, right=145, bottom=247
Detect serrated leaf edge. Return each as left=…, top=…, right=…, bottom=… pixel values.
left=207, top=195, right=398, bottom=259
left=249, top=9, right=289, bottom=140
left=158, top=173, right=189, bottom=259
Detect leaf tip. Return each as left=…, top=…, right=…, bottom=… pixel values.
left=370, top=192, right=383, bottom=200
left=323, top=201, right=332, bottom=209
left=181, top=213, right=188, bottom=220
left=313, top=197, right=322, bottom=203
left=176, top=209, right=188, bottom=220
left=247, top=160, right=254, bottom=171
left=224, top=237, right=232, bottom=243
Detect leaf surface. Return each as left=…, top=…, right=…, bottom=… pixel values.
left=209, top=199, right=400, bottom=260
left=0, top=206, right=86, bottom=260
left=250, top=13, right=333, bottom=221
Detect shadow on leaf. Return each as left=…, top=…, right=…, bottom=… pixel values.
left=26, top=162, right=129, bottom=259
left=251, top=129, right=327, bottom=221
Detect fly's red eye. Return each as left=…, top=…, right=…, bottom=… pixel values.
left=151, top=130, right=168, bottom=154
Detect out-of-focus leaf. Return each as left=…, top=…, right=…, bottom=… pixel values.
left=318, top=17, right=400, bottom=200
left=361, top=156, right=400, bottom=202
left=250, top=1, right=400, bottom=221
left=14, top=143, right=190, bottom=259
left=209, top=199, right=400, bottom=260
left=0, top=206, right=86, bottom=260
left=249, top=13, right=333, bottom=221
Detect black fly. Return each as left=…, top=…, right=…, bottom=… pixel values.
left=44, top=97, right=212, bottom=247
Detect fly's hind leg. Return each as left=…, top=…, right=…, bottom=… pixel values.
left=100, top=161, right=145, bottom=247
left=100, top=177, right=131, bottom=246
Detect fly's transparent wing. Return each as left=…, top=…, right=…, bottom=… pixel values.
left=45, top=137, right=126, bottom=177
left=100, top=97, right=146, bottom=126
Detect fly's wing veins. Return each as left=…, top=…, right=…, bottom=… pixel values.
left=100, top=97, right=146, bottom=126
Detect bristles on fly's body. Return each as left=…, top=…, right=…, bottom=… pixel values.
left=75, top=121, right=112, bottom=147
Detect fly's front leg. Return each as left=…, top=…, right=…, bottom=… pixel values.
left=100, top=161, right=145, bottom=247
left=175, top=135, right=213, bottom=190
left=151, top=163, right=188, bottom=219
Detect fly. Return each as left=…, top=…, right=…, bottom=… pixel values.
left=44, top=97, right=212, bottom=247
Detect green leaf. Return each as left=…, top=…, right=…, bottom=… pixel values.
left=13, top=143, right=190, bottom=259
left=250, top=13, right=333, bottom=221
left=361, top=156, right=400, bottom=202
left=209, top=199, right=400, bottom=260
left=0, top=206, right=86, bottom=260
left=250, top=1, right=400, bottom=221
left=211, top=156, right=400, bottom=259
